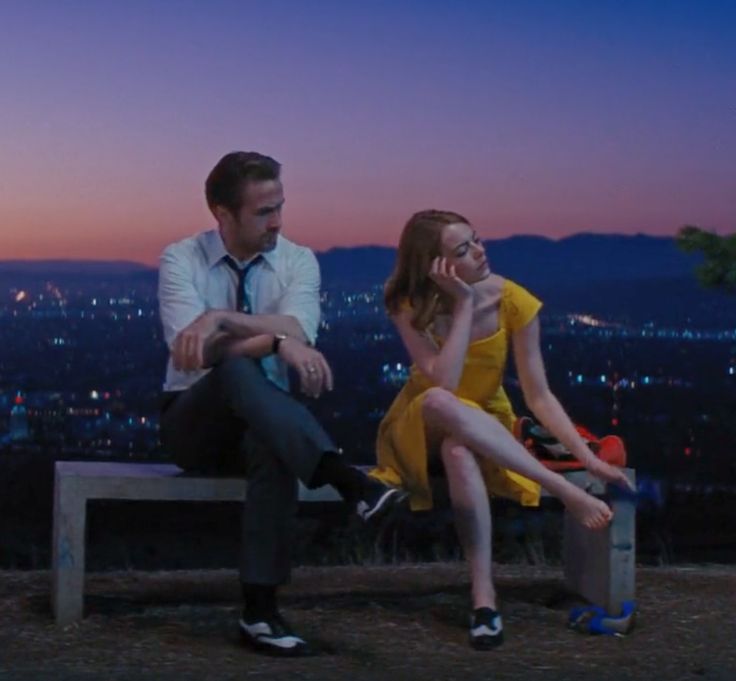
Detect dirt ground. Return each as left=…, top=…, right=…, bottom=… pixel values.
left=1, top=563, right=735, bottom=681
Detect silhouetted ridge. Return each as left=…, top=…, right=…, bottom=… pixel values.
left=0, top=235, right=705, bottom=300
left=316, top=234, right=700, bottom=288
left=0, top=260, right=154, bottom=275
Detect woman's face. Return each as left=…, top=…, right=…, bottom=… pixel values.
left=440, top=222, right=491, bottom=284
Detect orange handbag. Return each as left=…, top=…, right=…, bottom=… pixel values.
left=513, top=417, right=627, bottom=471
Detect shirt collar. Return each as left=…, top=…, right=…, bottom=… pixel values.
left=202, top=229, right=280, bottom=270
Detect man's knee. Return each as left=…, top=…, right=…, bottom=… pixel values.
left=212, top=356, right=271, bottom=401
left=218, top=355, right=264, bottom=382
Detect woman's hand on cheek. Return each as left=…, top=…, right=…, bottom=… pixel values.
left=428, top=257, right=473, bottom=302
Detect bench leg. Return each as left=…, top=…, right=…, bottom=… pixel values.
left=606, top=491, right=637, bottom=612
left=563, top=492, right=636, bottom=615
left=52, top=474, right=87, bottom=624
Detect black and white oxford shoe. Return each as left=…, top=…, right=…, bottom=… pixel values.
left=239, top=613, right=313, bottom=657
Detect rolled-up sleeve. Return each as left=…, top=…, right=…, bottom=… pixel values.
left=277, top=248, right=321, bottom=344
left=158, top=244, right=206, bottom=349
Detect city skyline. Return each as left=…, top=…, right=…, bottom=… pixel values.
left=2, top=225, right=735, bottom=574
left=1, top=1, right=735, bottom=265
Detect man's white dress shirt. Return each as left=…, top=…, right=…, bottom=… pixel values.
left=158, top=229, right=321, bottom=392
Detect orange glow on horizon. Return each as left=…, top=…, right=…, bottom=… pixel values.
left=0, top=196, right=693, bottom=266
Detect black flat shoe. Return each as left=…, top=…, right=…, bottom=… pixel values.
left=469, top=607, right=504, bottom=650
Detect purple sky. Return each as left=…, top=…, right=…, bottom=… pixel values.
left=1, top=0, right=734, bottom=264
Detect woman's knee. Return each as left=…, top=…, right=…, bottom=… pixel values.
left=440, top=436, right=470, bottom=460
left=440, top=437, right=479, bottom=474
left=422, top=387, right=462, bottom=426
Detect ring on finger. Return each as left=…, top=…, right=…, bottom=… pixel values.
left=307, top=364, right=317, bottom=374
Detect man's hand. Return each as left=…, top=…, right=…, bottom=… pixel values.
left=277, top=337, right=334, bottom=398
left=172, top=311, right=222, bottom=371
left=586, top=457, right=635, bottom=491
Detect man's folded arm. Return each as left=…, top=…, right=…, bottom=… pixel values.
left=214, top=248, right=321, bottom=345
left=160, top=244, right=312, bottom=353
left=160, top=243, right=320, bottom=369
left=202, top=332, right=274, bottom=367
left=214, top=310, right=309, bottom=344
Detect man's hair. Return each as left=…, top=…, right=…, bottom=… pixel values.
left=205, top=151, right=281, bottom=214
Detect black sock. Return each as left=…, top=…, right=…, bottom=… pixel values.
left=242, top=583, right=277, bottom=621
left=310, top=451, right=366, bottom=503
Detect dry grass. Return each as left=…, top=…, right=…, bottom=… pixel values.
left=1, top=563, right=735, bottom=680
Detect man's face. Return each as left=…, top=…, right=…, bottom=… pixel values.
left=219, top=179, right=285, bottom=257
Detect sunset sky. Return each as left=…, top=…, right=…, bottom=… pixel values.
left=1, top=1, right=734, bottom=264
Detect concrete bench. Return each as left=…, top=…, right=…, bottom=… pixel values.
left=52, top=461, right=635, bottom=625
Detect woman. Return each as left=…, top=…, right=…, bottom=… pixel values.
left=370, top=210, right=632, bottom=650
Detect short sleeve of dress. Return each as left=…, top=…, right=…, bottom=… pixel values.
left=502, top=280, right=543, bottom=333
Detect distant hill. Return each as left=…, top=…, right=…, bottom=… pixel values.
left=0, top=260, right=152, bottom=276
left=2, top=235, right=731, bottom=326
left=0, top=234, right=700, bottom=285
left=318, top=245, right=396, bottom=285
left=317, top=234, right=701, bottom=288
left=540, top=276, right=733, bottom=326
left=316, top=236, right=731, bottom=326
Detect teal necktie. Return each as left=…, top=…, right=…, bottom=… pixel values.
left=224, top=255, right=263, bottom=312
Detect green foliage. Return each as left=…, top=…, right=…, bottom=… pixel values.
left=676, top=225, right=736, bottom=293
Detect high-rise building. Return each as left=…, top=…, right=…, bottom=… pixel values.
left=9, top=393, right=30, bottom=442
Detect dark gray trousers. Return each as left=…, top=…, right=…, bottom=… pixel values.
left=159, top=356, right=336, bottom=586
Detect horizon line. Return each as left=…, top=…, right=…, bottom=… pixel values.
left=0, top=231, right=681, bottom=268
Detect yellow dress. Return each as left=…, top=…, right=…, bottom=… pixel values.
left=370, top=279, right=543, bottom=511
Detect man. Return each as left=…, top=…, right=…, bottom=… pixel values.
left=158, top=151, right=404, bottom=656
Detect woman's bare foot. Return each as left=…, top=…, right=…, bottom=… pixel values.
left=562, top=486, right=613, bottom=530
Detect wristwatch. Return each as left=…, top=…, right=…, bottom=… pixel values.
left=272, top=333, right=287, bottom=355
